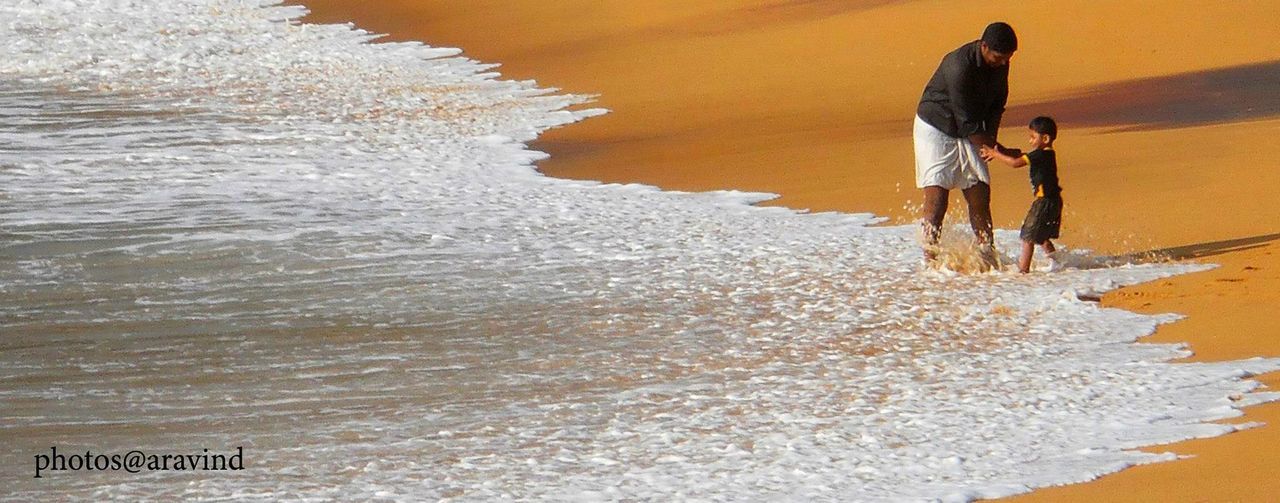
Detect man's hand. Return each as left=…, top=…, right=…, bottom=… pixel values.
left=981, top=143, right=1028, bottom=168
left=968, top=133, right=997, bottom=148
left=981, top=143, right=1022, bottom=162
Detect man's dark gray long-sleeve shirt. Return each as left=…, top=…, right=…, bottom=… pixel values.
left=916, top=40, right=1009, bottom=140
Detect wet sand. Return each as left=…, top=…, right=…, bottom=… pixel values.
left=297, top=1, right=1280, bottom=500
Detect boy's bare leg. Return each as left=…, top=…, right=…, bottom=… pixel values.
left=1018, top=240, right=1035, bottom=274
left=1041, top=240, right=1059, bottom=271
left=921, top=186, right=948, bottom=260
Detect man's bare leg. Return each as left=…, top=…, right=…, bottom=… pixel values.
left=961, top=182, right=993, bottom=246
left=921, top=186, right=949, bottom=260
left=962, top=182, right=997, bottom=267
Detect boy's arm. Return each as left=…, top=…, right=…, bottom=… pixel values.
left=980, top=144, right=1027, bottom=167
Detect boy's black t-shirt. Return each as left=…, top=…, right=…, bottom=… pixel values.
left=1023, top=148, right=1062, bottom=198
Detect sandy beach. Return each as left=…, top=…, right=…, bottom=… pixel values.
left=298, top=1, right=1280, bottom=499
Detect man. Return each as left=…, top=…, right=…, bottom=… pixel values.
left=914, top=22, right=1019, bottom=265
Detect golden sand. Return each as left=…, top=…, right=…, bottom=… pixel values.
left=297, top=1, right=1280, bottom=499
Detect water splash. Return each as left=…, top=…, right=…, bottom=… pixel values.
left=1, top=1, right=1277, bottom=501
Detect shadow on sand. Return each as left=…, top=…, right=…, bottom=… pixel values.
left=1074, top=232, right=1280, bottom=269
left=1063, top=233, right=1278, bottom=302
left=1006, top=60, right=1280, bottom=131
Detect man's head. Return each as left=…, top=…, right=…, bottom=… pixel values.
left=979, top=22, right=1017, bottom=67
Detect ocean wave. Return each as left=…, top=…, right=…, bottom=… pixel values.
left=1, top=1, right=1277, bottom=501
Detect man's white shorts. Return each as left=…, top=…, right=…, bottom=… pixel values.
left=913, top=115, right=990, bottom=190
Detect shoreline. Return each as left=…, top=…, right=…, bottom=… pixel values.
left=295, top=2, right=1280, bottom=500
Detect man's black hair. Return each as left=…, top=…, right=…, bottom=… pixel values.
left=1029, top=116, right=1057, bottom=140
left=982, top=22, right=1018, bottom=53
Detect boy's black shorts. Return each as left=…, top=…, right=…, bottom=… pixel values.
left=1020, top=196, right=1062, bottom=244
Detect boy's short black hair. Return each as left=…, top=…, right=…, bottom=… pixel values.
left=1029, top=116, right=1057, bottom=140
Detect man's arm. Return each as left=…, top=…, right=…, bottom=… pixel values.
left=941, top=52, right=991, bottom=144
left=984, top=66, right=1010, bottom=144
left=977, top=66, right=1008, bottom=145
left=994, top=142, right=1022, bottom=159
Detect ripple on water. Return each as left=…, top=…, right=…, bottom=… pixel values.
left=1, top=1, right=1277, bottom=501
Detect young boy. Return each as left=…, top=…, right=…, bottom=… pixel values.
left=980, top=116, right=1063, bottom=273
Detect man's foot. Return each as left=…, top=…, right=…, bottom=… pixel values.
left=977, top=244, right=1000, bottom=271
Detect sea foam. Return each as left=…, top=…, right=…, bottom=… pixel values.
left=1, top=1, right=1277, bottom=501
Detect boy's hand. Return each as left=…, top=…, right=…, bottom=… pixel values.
left=979, top=145, right=998, bottom=162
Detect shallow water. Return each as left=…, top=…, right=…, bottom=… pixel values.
left=2, top=1, right=1278, bottom=501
